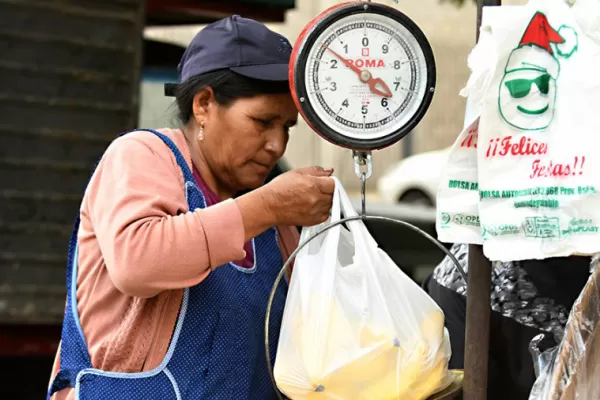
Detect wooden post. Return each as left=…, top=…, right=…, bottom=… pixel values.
left=462, top=1, right=501, bottom=399
left=463, top=245, right=492, bottom=400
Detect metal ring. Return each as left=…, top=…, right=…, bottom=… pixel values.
left=265, top=215, right=466, bottom=399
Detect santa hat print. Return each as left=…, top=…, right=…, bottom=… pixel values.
left=504, top=12, right=565, bottom=79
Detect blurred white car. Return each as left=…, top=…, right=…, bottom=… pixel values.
left=377, top=148, right=450, bottom=207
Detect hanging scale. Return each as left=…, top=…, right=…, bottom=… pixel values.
left=288, top=0, right=436, bottom=208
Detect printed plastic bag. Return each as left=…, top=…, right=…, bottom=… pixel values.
left=436, top=104, right=482, bottom=245
left=529, top=256, right=600, bottom=400
left=436, top=18, right=501, bottom=245
left=274, top=178, right=453, bottom=400
left=474, top=0, right=600, bottom=261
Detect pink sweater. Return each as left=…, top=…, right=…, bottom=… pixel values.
left=49, top=128, right=299, bottom=400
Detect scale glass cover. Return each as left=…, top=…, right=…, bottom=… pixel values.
left=289, top=1, right=436, bottom=151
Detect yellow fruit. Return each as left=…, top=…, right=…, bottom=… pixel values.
left=401, top=351, right=452, bottom=400
left=419, top=310, right=445, bottom=344
left=278, top=296, right=452, bottom=400
left=319, top=342, right=402, bottom=398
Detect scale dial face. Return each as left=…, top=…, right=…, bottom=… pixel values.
left=290, top=2, right=436, bottom=150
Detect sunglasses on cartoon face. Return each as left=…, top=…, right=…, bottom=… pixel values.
left=504, top=73, right=551, bottom=99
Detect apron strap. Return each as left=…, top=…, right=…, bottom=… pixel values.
left=48, top=129, right=203, bottom=397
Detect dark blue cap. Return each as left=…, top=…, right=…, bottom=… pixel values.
left=178, top=15, right=292, bottom=83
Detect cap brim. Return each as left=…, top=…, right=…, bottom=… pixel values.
left=230, top=63, right=289, bottom=81
left=164, top=64, right=289, bottom=97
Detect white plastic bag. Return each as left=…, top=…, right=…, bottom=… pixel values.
left=436, top=23, right=498, bottom=245
left=436, top=106, right=482, bottom=245
left=475, top=0, right=600, bottom=261
left=274, top=178, right=453, bottom=400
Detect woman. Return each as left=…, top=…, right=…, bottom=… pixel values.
left=424, top=244, right=591, bottom=400
left=47, top=16, right=335, bottom=400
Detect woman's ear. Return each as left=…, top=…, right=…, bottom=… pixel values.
left=192, top=87, right=213, bottom=122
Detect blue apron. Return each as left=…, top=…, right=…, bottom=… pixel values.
left=48, top=129, right=288, bottom=399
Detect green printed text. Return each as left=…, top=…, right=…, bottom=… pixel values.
left=480, top=185, right=597, bottom=200
left=514, top=199, right=559, bottom=208
left=448, top=180, right=478, bottom=191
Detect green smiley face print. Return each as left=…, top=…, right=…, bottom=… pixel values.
left=498, top=12, right=578, bottom=131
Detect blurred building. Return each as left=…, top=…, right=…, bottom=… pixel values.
left=145, top=0, right=533, bottom=190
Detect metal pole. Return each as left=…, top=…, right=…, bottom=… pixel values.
left=463, top=1, right=500, bottom=399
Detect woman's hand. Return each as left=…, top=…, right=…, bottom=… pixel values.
left=261, top=166, right=335, bottom=227
left=236, top=166, right=334, bottom=242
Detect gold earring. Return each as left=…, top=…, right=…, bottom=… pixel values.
left=198, top=121, right=205, bottom=141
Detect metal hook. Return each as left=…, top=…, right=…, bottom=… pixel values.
left=360, top=172, right=367, bottom=217
left=353, top=151, right=372, bottom=216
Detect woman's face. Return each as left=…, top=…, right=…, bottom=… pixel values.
left=193, top=89, right=298, bottom=192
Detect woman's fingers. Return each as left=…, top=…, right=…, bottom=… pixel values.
left=296, top=166, right=334, bottom=177
left=314, top=176, right=335, bottom=194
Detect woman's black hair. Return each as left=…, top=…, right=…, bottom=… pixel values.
left=173, top=69, right=290, bottom=124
